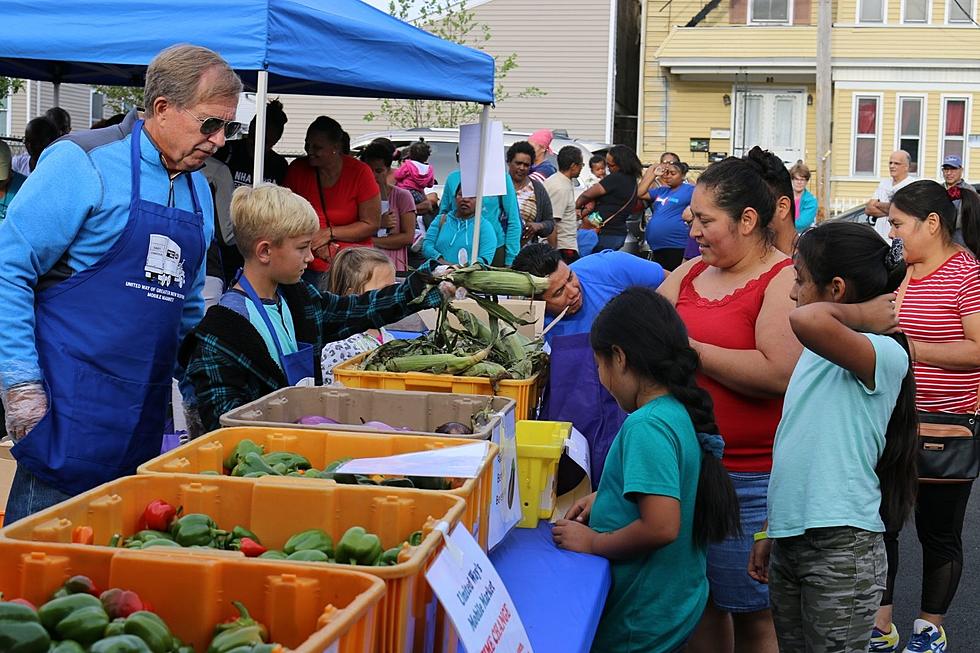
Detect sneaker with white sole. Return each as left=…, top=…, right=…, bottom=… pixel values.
left=870, top=623, right=901, bottom=652
left=903, top=619, right=947, bottom=652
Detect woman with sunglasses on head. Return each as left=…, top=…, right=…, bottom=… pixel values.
left=284, top=115, right=381, bottom=286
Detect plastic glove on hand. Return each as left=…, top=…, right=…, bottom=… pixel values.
left=3, top=382, right=48, bottom=441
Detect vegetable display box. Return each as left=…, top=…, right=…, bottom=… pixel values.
left=332, top=352, right=543, bottom=420
left=516, top=421, right=572, bottom=528
left=0, top=475, right=466, bottom=653
left=0, top=538, right=384, bottom=653
left=219, top=386, right=515, bottom=442
left=138, top=426, right=497, bottom=551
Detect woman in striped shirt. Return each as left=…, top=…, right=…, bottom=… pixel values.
left=872, top=180, right=980, bottom=653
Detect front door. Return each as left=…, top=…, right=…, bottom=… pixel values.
left=732, top=89, right=806, bottom=165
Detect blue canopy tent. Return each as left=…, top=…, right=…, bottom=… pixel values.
left=0, top=0, right=498, bottom=257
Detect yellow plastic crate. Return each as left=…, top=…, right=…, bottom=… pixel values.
left=515, top=421, right=572, bottom=528
left=332, top=352, right=543, bottom=420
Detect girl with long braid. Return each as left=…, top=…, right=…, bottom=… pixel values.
left=553, top=287, right=740, bottom=652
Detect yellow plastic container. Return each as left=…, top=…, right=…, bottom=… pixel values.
left=515, top=420, right=572, bottom=528
left=0, top=475, right=465, bottom=653
left=332, top=352, right=543, bottom=420
left=0, top=539, right=385, bottom=653
left=138, top=426, right=497, bottom=552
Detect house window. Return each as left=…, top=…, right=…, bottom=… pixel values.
left=948, top=0, right=974, bottom=22
left=942, top=98, right=968, bottom=164
left=853, top=96, right=880, bottom=176
left=859, top=0, right=886, bottom=21
left=750, top=0, right=790, bottom=22
left=897, top=97, right=924, bottom=175
left=0, top=95, right=8, bottom=137
left=903, top=0, right=929, bottom=21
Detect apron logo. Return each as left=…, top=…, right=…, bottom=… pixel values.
left=144, top=234, right=186, bottom=289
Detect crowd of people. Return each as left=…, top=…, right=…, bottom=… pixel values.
left=1, top=43, right=979, bottom=653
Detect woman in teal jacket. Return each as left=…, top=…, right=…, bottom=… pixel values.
left=424, top=187, right=498, bottom=264
left=791, top=161, right=818, bottom=232
left=439, top=168, right=521, bottom=265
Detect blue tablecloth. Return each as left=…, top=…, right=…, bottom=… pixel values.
left=488, top=521, right=611, bottom=653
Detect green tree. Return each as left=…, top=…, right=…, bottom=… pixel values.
left=0, top=77, right=24, bottom=98
left=93, top=85, right=144, bottom=114
left=364, top=0, right=544, bottom=128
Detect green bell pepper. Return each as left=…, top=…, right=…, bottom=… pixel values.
left=0, top=601, right=38, bottom=623
left=213, top=602, right=268, bottom=641
left=0, top=622, right=50, bottom=653
left=261, top=452, right=311, bottom=472
left=104, top=617, right=127, bottom=637
left=207, top=624, right=266, bottom=653
left=257, top=550, right=287, bottom=560
left=141, top=538, right=180, bottom=549
left=169, top=514, right=223, bottom=547
left=408, top=530, right=424, bottom=546
left=123, top=611, right=173, bottom=653
left=335, top=526, right=383, bottom=566
left=321, top=458, right=356, bottom=484
left=224, top=438, right=264, bottom=471
left=283, top=529, right=333, bottom=557
left=286, top=550, right=329, bottom=562
left=379, top=546, right=401, bottom=566
left=88, top=635, right=153, bottom=653
left=52, top=605, right=110, bottom=645
left=38, top=593, right=103, bottom=633
left=50, top=641, right=86, bottom=653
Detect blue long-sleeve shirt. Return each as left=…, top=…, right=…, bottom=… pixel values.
left=439, top=169, right=521, bottom=264
left=0, top=118, right=214, bottom=388
left=422, top=211, right=498, bottom=265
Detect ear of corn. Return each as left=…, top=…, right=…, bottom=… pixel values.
left=450, top=268, right=550, bottom=298
left=385, top=347, right=490, bottom=375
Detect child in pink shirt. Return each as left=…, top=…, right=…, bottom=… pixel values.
left=394, top=141, right=435, bottom=197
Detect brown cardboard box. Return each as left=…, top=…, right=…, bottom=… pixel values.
left=0, top=441, right=15, bottom=521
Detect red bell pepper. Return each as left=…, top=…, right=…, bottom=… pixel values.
left=138, top=500, right=178, bottom=532
left=238, top=538, right=267, bottom=558
left=100, top=588, right=145, bottom=620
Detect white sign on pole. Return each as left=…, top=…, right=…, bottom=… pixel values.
left=426, top=523, right=534, bottom=653
left=460, top=121, right=506, bottom=198
left=488, top=409, right=521, bottom=549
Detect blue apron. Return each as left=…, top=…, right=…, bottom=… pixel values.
left=236, top=274, right=315, bottom=385
left=540, top=332, right=627, bottom=487
left=13, top=120, right=205, bottom=494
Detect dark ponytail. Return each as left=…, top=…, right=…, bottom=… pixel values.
left=747, top=146, right=795, bottom=221
left=892, top=179, right=980, bottom=256
left=590, top=288, right=740, bottom=546
left=796, top=222, right=919, bottom=528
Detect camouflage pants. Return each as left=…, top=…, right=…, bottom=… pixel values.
left=770, top=527, right=887, bottom=653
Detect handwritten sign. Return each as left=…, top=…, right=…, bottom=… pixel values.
left=426, top=524, right=533, bottom=653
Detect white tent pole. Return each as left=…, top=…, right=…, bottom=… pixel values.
left=471, top=104, right=491, bottom=265
left=252, top=70, right=269, bottom=188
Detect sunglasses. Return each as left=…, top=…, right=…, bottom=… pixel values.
left=181, top=108, right=242, bottom=139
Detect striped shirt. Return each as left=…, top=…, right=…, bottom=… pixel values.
left=899, top=251, right=980, bottom=413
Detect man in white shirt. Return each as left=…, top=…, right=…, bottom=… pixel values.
left=543, top=145, right=584, bottom=263
left=866, top=150, right=914, bottom=240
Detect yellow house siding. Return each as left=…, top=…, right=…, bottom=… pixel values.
left=834, top=27, right=980, bottom=60
left=836, top=0, right=974, bottom=24
left=662, top=80, right=733, bottom=170
left=656, top=25, right=817, bottom=59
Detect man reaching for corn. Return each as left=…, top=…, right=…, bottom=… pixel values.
left=510, top=244, right=668, bottom=484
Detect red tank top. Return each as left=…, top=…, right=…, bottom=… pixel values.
left=676, top=258, right=792, bottom=473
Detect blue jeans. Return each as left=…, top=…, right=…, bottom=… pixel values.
left=595, top=232, right=627, bottom=252
left=4, top=466, right=73, bottom=526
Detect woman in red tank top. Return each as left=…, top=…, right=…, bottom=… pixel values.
left=659, top=152, right=802, bottom=653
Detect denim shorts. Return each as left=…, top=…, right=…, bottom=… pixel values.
left=706, top=471, right=771, bottom=613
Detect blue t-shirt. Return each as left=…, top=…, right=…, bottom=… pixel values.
left=545, top=250, right=665, bottom=341
left=590, top=394, right=708, bottom=652
left=645, top=183, right=694, bottom=251
left=768, top=333, right=909, bottom=538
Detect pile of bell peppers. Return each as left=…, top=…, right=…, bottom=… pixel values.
left=214, top=439, right=455, bottom=490
left=0, top=575, right=282, bottom=653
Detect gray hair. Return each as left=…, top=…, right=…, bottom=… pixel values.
left=144, top=44, right=242, bottom=116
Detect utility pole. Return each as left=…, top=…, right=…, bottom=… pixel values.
left=816, top=0, right=832, bottom=219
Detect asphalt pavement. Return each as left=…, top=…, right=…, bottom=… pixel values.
left=891, top=485, right=980, bottom=645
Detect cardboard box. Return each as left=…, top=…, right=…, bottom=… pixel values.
left=0, top=441, right=15, bottom=521
left=418, top=298, right=545, bottom=339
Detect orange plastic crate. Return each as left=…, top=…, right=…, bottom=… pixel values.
left=332, top=352, right=543, bottom=420
left=0, top=476, right=466, bottom=653
left=137, top=426, right=496, bottom=552
left=0, top=539, right=384, bottom=653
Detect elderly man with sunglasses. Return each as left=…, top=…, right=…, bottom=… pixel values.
left=0, top=45, right=243, bottom=522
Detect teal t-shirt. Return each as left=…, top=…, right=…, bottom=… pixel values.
left=768, top=333, right=909, bottom=538
left=245, top=296, right=299, bottom=370
left=589, top=395, right=707, bottom=653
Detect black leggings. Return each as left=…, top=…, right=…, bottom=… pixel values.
left=882, top=481, right=973, bottom=614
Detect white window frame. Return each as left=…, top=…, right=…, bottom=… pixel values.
left=89, top=88, right=104, bottom=127
left=748, top=0, right=793, bottom=24
left=901, top=0, right=932, bottom=22
left=895, top=94, right=927, bottom=177
left=947, top=0, right=976, bottom=22
left=940, top=94, right=971, bottom=176
left=0, top=92, right=10, bottom=138
left=851, top=93, right=884, bottom=177
left=856, top=0, right=888, bottom=22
